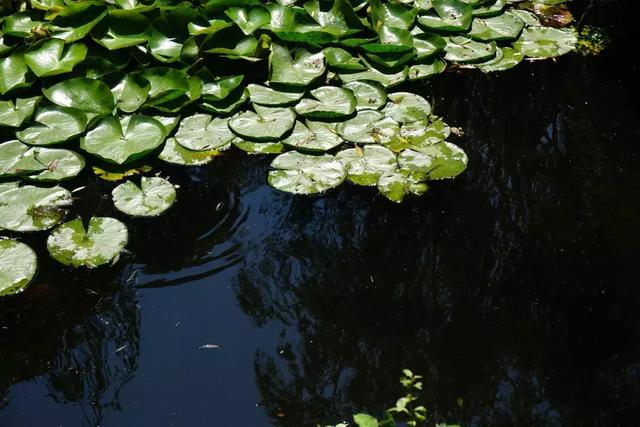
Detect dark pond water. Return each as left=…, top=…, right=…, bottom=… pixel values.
left=1, top=2, right=639, bottom=426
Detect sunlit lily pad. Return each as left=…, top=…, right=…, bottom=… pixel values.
left=0, top=239, right=38, bottom=297
left=0, top=54, right=32, bottom=95
left=91, top=10, right=150, bottom=50
left=81, top=115, right=166, bottom=165
left=247, top=84, right=304, bottom=106
left=47, top=217, right=128, bottom=268
left=26, top=147, right=85, bottom=182
left=112, top=73, right=150, bottom=113
left=344, top=80, right=387, bottom=110
left=337, top=110, right=400, bottom=144
left=228, top=106, right=296, bottom=142
left=0, top=185, right=72, bottom=232
left=407, top=58, right=447, bottom=80
left=43, top=77, right=115, bottom=116
left=398, top=141, right=468, bottom=180
left=16, top=105, right=87, bottom=146
left=444, top=36, right=497, bottom=63
left=513, top=27, right=577, bottom=58
left=377, top=169, right=428, bottom=202
left=268, top=151, right=346, bottom=194
left=0, top=96, right=40, bottom=128
left=269, top=43, right=326, bottom=87
left=112, top=177, right=176, bottom=217
left=383, top=92, right=432, bottom=123
left=400, top=118, right=451, bottom=147
left=24, top=38, right=88, bottom=77
left=418, top=0, right=473, bottom=32
left=475, top=46, right=523, bottom=72
left=282, top=120, right=344, bottom=152
left=232, top=138, right=284, bottom=154
left=294, top=86, right=356, bottom=119
left=0, top=140, right=46, bottom=177
left=158, top=137, right=223, bottom=166
left=336, top=145, right=398, bottom=186
left=467, top=11, right=524, bottom=42
left=174, top=114, right=235, bottom=151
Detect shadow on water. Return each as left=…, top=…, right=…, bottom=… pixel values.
left=1, top=1, right=640, bottom=426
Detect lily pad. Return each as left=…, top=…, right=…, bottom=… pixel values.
left=43, top=77, right=115, bottom=116
left=228, top=106, right=296, bottom=142
left=0, top=140, right=46, bottom=177
left=50, top=2, right=109, bottom=42
left=232, top=138, right=284, bottom=154
left=26, top=147, right=85, bottom=182
left=47, top=217, right=128, bottom=268
left=282, top=120, right=344, bottom=152
left=112, top=73, right=150, bottom=113
left=383, top=92, right=432, bottom=123
left=80, top=115, right=166, bottom=165
left=467, top=11, right=524, bottom=42
left=24, top=38, right=88, bottom=77
left=407, top=58, right=447, bottom=80
left=0, top=185, right=72, bottom=232
left=201, top=87, right=249, bottom=116
left=377, top=169, right=428, bottom=202
left=294, top=86, right=357, bottom=119
left=418, top=0, right=473, bottom=32
left=0, top=96, right=40, bottom=128
left=398, top=141, right=468, bottom=180
left=444, top=36, right=497, bottom=63
left=268, top=151, right=346, bottom=194
left=336, top=145, right=398, bottom=186
left=0, top=54, right=32, bottom=95
left=513, top=27, right=577, bottom=58
left=91, top=10, right=150, bottom=50
left=247, top=84, right=304, bottom=106
left=16, top=105, right=87, bottom=146
left=269, top=43, right=326, bottom=88
left=323, top=47, right=366, bottom=71
left=158, top=137, right=222, bottom=166
left=201, top=74, right=245, bottom=102
left=400, top=118, right=451, bottom=147
left=475, top=46, right=523, bottom=72
left=174, top=114, right=235, bottom=151
left=112, top=177, right=176, bottom=217
left=344, top=80, right=387, bottom=110
left=0, top=239, right=38, bottom=297
left=336, top=110, right=400, bottom=144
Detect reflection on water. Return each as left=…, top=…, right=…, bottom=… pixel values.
left=1, top=2, right=640, bottom=426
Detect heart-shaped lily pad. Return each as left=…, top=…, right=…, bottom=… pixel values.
left=336, top=110, right=400, bottom=144
left=377, top=169, right=429, bottom=202
left=16, top=105, right=87, bottom=146
left=158, top=137, right=223, bottom=166
left=294, top=86, right=357, bottom=119
left=0, top=96, right=40, bottom=128
left=0, top=54, right=32, bottom=95
left=467, top=11, right=524, bottom=42
left=0, top=140, right=47, bottom=177
left=232, top=138, right=284, bottom=155
left=26, top=147, right=85, bottom=182
left=398, top=141, right=468, bottom=180
left=228, top=106, right=296, bottom=142
left=383, top=92, right=432, bottom=123
left=24, top=38, right=88, bottom=77
left=80, top=115, right=166, bottom=165
left=47, top=217, right=128, bottom=268
left=268, top=151, right=346, bottom=194
left=418, top=0, right=473, bottom=32
left=112, top=177, right=176, bottom=217
left=344, top=80, right=387, bottom=111
left=282, top=120, right=344, bottom=152
left=112, top=73, right=150, bottom=113
left=174, top=114, right=235, bottom=151
left=0, top=185, right=72, bottom=232
left=0, top=239, right=38, bottom=297
left=444, top=36, right=497, bottom=63
left=43, top=77, right=115, bottom=116
left=247, top=84, right=304, bottom=106
left=513, top=27, right=577, bottom=58
left=336, top=145, right=398, bottom=186
left=269, top=43, right=326, bottom=88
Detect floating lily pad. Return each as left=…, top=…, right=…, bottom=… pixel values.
left=43, top=77, right=115, bottom=116
left=158, top=137, right=222, bottom=166
left=269, top=43, right=325, bottom=88
left=200, top=87, right=249, bottom=116
left=26, top=147, right=85, bottom=182
left=112, top=73, right=150, bottom=113
left=398, top=141, right=468, bottom=180
left=336, top=110, right=400, bottom=144
left=153, top=115, right=181, bottom=135
left=418, top=0, right=473, bottom=32
left=344, top=80, right=387, bottom=110
left=383, top=92, right=432, bottom=123
left=339, top=65, right=408, bottom=87
left=0, top=96, right=40, bottom=128
left=0, top=54, right=32, bottom=95
left=81, top=115, right=166, bottom=165
left=0, top=140, right=46, bottom=177
left=513, top=27, right=577, bottom=58
left=228, top=106, right=296, bottom=142
left=24, top=38, right=88, bottom=77
left=444, top=36, right=497, bottom=63
left=294, top=86, right=357, bottom=119
left=174, top=114, right=235, bottom=151
left=50, top=2, right=109, bottom=42
left=47, top=217, right=128, bottom=268
left=475, top=46, right=523, bottom=72
left=201, top=74, right=245, bottom=102
left=467, top=11, right=524, bottom=42
left=232, top=138, right=284, bottom=154
left=91, top=10, right=150, bottom=50
left=336, top=145, right=397, bottom=186
left=268, top=151, right=346, bottom=194
left=247, top=84, right=304, bottom=106
left=407, top=58, right=447, bottom=80
left=16, top=105, right=87, bottom=146
left=377, top=169, right=428, bottom=202
left=0, top=239, right=38, bottom=297
left=323, top=47, right=366, bottom=71
left=112, top=177, right=176, bottom=217
left=400, top=118, right=451, bottom=147
left=282, top=120, right=344, bottom=152
left=0, top=185, right=72, bottom=232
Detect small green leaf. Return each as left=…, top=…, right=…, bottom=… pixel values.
left=158, top=137, right=223, bottom=166
left=0, top=54, right=32, bottom=95
left=344, top=80, right=387, bottom=111
left=383, top=92, right=432, bottom=123
left=337, top=110, right=399, bottom=144
left=26, top=147, right=85, bottom=182
left=353, top=413, right=379, bottom=427
left=247, top=84, right=304, bottom=106
left=112, top=177, right=176, bottom=217
left=112, top=73, right=150, bottom=113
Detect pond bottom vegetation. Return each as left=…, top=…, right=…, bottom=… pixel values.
left=0, top=0, right=578, bottom=294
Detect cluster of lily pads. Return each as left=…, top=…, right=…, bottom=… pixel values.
left=0, top=0, right=577, bottom=295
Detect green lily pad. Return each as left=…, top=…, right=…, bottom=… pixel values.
left=0, top=140, right=46, bottom=177
left=91, top=10, right=150, bottom=50
left=201, top=74, right=245, bottom=102
left=80, top=115, right=166, bottom=165
left=0, top=54, right=32, bottom=95
left=269, top=43, right=326, bottom=88
left=336, top=145, right=398, bottom=186
left=16, top=105, right=87, bottom=146
left=0, top=185, right=72, bottom=232
left=513, top=27, right=577, bottom=58
left=0, top=96, right=40, bottom=128
left=475, top=46, right=523, bottom=72
left=377, top=169, right=428, bottom=202
left=407, top=57, right=447, bottom=80
left=47, top=217, right=128, bottom=268
left=24, top=38, right=88, bottom=77
left=112, top=177, right=176, bottom=217
left=232, top=138, right=284, bottom=154
left=268, top=151, right=346, bottom=194
left=336, top=110, right=400, bottom=144
left=112, top=73, right=150, bottom=113
left=398, top=141, right=468, bottom=180
left=153, top=115, right=181, bottom=135
left=158, top=137, right=223, bottom=166
left=26, top=147, right=85, bottom=182
left=0, top=239, right=38, bottom=297
left=0, top=182, right=20, bottom=196
left=344, top=80, right=387, bottom=111
left=174, top=114, right=235, bottom=151
left=43, top=77, right=115, bottom=116
left=472, top=0, right=506, bottom=17
left=418, top=0, right=473, bottom=32
left=282, top=120, right=344, bottom=152
left=294, top=86, right=357, bottom=119
left=444, top=36, right=497, bottom=63
left=323, top=47, right=366, bottom=71
left=400, top=118, right=451, bottom=147
left=225, top=6, right=270, bottom=35
left=228, top=106, right=296, bottom=142
left=139, top=67, right=189, bottom=106
left=467, top=11, right=524, bottom=42
left=413, top=32, right=447, bottom=60
left=247, top=84, right=304, bottom=106
left=339, top=65, right=408, bottom=87
left=200, top=87, right=249, bottom=116
left=50, top=2, right=109, bottom=42
left=383, top=92, right=432, bottom=123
